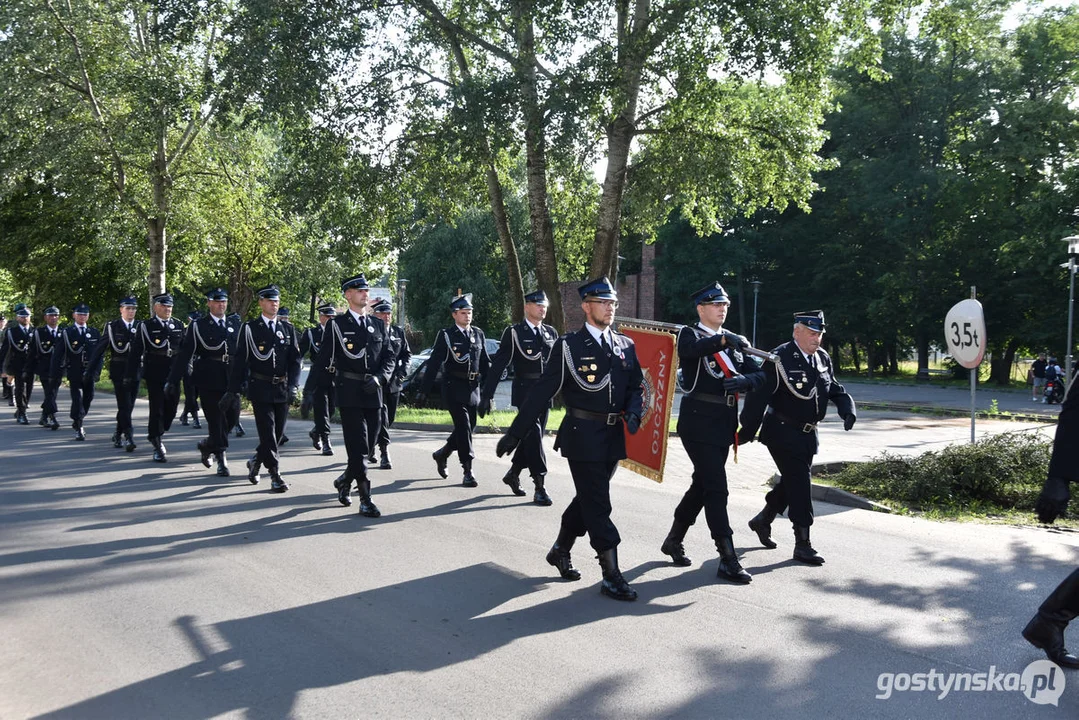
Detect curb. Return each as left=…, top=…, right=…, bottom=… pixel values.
left=859, top=401, right=1058, bottom=423
left=767, top=462, right=893, bottom=514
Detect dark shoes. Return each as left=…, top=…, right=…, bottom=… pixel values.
left=716, top=536, right=752, bottom=584
left=1023, top=614, right=1079, bottom=668
left=357, top=479, right=380, bottom=518
left=111, top=432, right=123, bottom=448
left=532, top=476, right=552, bottom=506
left=333, top=473, right=353, bottom=507
left=192, top=415, right=201, bottom=429
left=150, top=436, right=167, bottom=463
left=179, top=413, right=189, bottom=426
left=597, top=547, right=637, bottom=601
left=792, top=525, right=825, bottom=565
left=462, top=469, right=478, bottom=488
left=379, top=448, right=391, bottom=469
left=16, top=411, right=29, bottom=425
left=502, top=468, right=526, bottom=497
left=269, top=469, right=289, bottom=493
left=748, top=506, right=779, bottom=549
left=309, top=428, right=323, bottom=451
left=197, top=440, right=213, bottom=468
left=73, top=425, right=86, bottom=441
left=321, top=435, right=333, bottom=456
left=234, top=423, right=246, bottom=438
left=123, top=433, right=137, bottom=452
left=279, top=434, right=290, bottom=446
left=660, top=519, right=692, bottom=567
left=432, top=446, right=449, bottom=478
left=246, top=455, right=261, bottom=484
left=216, top=453, right=230, bottom=477
left=48, top=414, right=60, bottom=431
left=546, top=544, right=581, bottom=581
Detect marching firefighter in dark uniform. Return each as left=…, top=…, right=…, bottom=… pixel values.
left=481, top=289, right=558, bottom=504
left=127, top=292, right=186, bottom=462
left=223, top=284, right=301, bottom=492
left=309, top=274, right=393, bottom=516
left=497, top=277, right=645, bottom=602
left=369, top=298, right=411, bottom=469
left=738, top=310, right=856, bottom=565
left=418, top=292, right=491, bottom=488
left=178, top=310, right=202, bottom=428
left=2, top=303, right=34, bottom=424
left=99, top=296, right=141, bottom=450
left=0, top=314, right=11, bottom=407
left=300, top=304, right=337, bottom=456
left=1026, top=366, right=1079, bottom=669
left=50, top=303, right=104, bottom=441
left=167, top=288, right=240, bottom=477
left=26, top=306, right=63, bottom=430
left=661, top=282, right=764, bottom=583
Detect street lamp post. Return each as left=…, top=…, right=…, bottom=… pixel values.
left=397, top=278, right=409, bottom=329
left=1063, top=237, right=1079, bottom=389
left=749, top=280, right=762, bottom=347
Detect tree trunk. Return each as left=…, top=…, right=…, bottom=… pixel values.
left=887, top=340, right=898, bottom=374
left=514, top=1, right=563, bottom=331
left=851, top=341, right=860, bottom=372
left=146, top=217, right=166, bottom=299
left=990, top=340, right=1018, bottom=385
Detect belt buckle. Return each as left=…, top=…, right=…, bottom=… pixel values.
left=606, top=413, right=618, bottom=426
left=802, top=423, right=815, bottom=433
left=274, top=376, right=285, bottom=385
left=726, top=395, right=737, bottom=407
left=469, top=371, right=478, bottom=380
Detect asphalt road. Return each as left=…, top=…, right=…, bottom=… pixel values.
left=1, top=400, right=1076, bottom=719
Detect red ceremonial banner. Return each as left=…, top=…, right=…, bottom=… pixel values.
left=617, top=321, right=679, bottom=483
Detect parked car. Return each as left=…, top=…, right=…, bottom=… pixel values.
left=400, top=336, right=509, bottom=408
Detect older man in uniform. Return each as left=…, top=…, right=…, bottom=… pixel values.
left=308, top=274, right=394, bottom=515
left=99, top=297, right=141, bottom=450
left=2, top=303, right=34, bottom=424
left=223, top=284, right=301, bottom=492
left=168, top=289, right=239, bottom=477
left=369, top=298, right=411, bottom=470
left=26, top=306, right=63, bottom=430
left=738, top=310, right=856, bottom=565
left=497, top=277, right=644, bottom=601
left=662, top=282, right=764, bottom=583
left=128, top=292, right=186, bottom=462
left=418, top=293, right=491, bottom=488
left=482, top=289, right=558, bottom=504
left=50, top=303, right=104, bottom=441
left=300, top=304, right=337, bottom=456
left=178, top=310, right=202, bottom=428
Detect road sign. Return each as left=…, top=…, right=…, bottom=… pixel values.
left=945, top=299, right=986, bottom=369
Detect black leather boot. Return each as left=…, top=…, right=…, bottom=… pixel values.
left=111, top=431, right=123, bottom=448
left=17, top=410, right=29, bottom=425
left=432, top=444, right=450, bottom=478
left=1023, top=568, right=1079, bottom=668
left=660, top=519, right=692, bottom=567
left=73, top=419, right=86, bottom=441
left=48, top=414, right=60, bottom=430
left=150, top=436, right=167, bottom=462
left=279, top=434, right=290, bottom=446
left=123, top=431, right=136, bottom=452
left=180, top=412, right=189, bottom=426
left=321, top=434, right=333, bottom=456
left=234, top=420, right=246, bottom=437
left=532, top=475, right=553, bottom=506
left=597, top=548, right=637, bottom=601
left=308, top=428, right=323, bottom=451
left=546, top=528, right=581, bottom=581
left=333, top=472, right=352, bottom=507
left=246, top=454, right=262, bottom=484
left=357, top=479, right=381, bottom=518
left=793, top=525, right=824, bottom=565
left=461, top=459, right=478, bottom=488
left=502, top=465, right=526, bottom=496
left=40, top=412, right=50, bottom=427
left=269, top=467, right=289, bottom=493
left=216, top=451, right=230, bottom=477
left=716, top=536, right=752, bottom=584
left=197, top=440, right=213, bottom=468
left=191, top=412, right=201, bottom=429
left=748, top=505, right=779, bottom=549
left=379, top=445, right=391, bottom=469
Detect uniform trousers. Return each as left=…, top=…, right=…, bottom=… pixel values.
left=199, top=387, right=229, bottom=453
left=251, top=400, right=289, bottom=471
left=376, top=391, right=401, bottom=448
left=13, top=372, right=32, bottom=414
left=311, top=382, right=334, bottom=436
left=562, top=460, right=621, bottom=553
left=443, top=401, right=477, bottom=464
left=510, top=407, right=549, bottom=477
left=38, top=374, right=61, bottom=416
left=763, top=442, right=815, bottom=527
left=182, top=374, right=199, bottom=417
left=340, top=406, right=380, bottom=480
left=2, top=376, right=12, bottom=404
left=675, top=438, right=733, bottom=538
left=68, top=378, right=94, bottom=423
left=111, top=368, right=138, bottom=434
left=145, top=376, right=180, bottom=438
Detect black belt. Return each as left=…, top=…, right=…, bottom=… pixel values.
left=201, top=356, right=229, bottom=363
left=251, top=372, right=287, bottom=384
left=517, top=372, right=541, bottom=380
left=567, top=407, right=621, bottom=425
left=447, top=369, right=480, bottom=381
left=146, top=349, right=172, bottom=357
left=687, top=392, right=737, bottom=407
left=767, top=409, right=817, bottom=433
left=338, top=371, right=373, bottom=382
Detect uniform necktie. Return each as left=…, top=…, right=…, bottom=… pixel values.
left=601, top=333, right=611, bottom=356
left=268, top=321, right=274, bottom=334
left=534, top=325, right=542, bottom=341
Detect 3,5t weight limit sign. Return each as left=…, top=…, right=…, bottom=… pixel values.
left=945, top=299, right=986, bottom=369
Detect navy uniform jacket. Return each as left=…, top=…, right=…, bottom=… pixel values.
left=98, top=319, right=140, bottom=382
left=168, top=315, right=241, bottom=392
left=26, top=325, right=62, bottom=378
left=482, top=320, right=558, bottom=407
left=676, top=325, right=765, bottom=446
left=229, top=317, right=302, bottom=403
left=385, top=324, right=412, bottom=394
left=1048, top=371, right=1079, bottom=482
left=50, top=325, right=104, bottom=384
left=510, top=326, right=644, bottom=463
left=739, top=341, right=855, bottom=456
left=421, top=325, right=490, bottom=406
left=299, top=324, right=331, bottom=392
left=1, top=323, right=33, bottom=376
left=309, top=311, right=393, bottom=408
left=128, top=316, right=186, bottom=384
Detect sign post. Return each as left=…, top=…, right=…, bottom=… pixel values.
left=944, top=288, right=986, bottom=443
